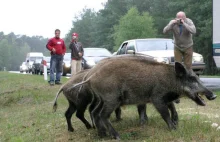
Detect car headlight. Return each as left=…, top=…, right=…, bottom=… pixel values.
left=192, top=55, right=203, bottom=63
left=154, top=57, right=169, bottom=64
left=65, top=63, right=71, bottom=68
left=87, top=60, right=96, bottom=66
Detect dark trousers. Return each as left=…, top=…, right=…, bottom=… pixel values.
left=174, top=46, right=193, bottom=70
left=50, top=54, right=63, bottom=82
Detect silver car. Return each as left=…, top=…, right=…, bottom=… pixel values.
left=115, top=38, right=205, bottom=75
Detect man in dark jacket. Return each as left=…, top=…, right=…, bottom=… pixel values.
left=46, top=29, right=66, bottom=85
left=69, top=33, right=84, bottom=76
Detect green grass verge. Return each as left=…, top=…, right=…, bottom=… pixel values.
left=0, top=72, right=220, bottom=142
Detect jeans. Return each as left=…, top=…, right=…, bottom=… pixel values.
left=50, top=54, right=63, bottom=83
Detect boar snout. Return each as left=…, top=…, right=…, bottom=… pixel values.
left=205, top=92, right=217, bottom=100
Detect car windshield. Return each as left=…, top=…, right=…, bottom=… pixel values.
left=136, top=40, right=174, bottom=52
left=84, top=48, right=112, bottom=57
left=22, top=62, right=26, bottom=66
left=64, top=53, right=71, bottom=61
left=30, top=57, right=43, bottom=61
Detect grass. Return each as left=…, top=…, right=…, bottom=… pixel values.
left=0, top=71, right=220, bottom=142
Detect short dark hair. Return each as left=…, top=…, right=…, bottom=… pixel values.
left=55, top=29, right=60, bottom=33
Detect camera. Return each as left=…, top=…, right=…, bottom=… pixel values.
left=176, top=19, right=183, bottom=24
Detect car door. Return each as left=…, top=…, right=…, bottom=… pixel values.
left=117, top=42, right=128, bottom=55
left=125, top=41, right=136, bottom=54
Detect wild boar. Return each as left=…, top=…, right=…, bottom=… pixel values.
left=53, top=68, right=147, bottom=132
left=70, top=55, right=217, bottom=139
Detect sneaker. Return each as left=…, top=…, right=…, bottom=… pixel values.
left=55, top=81, right=62, bottom=85
left=49, top=81, right=54, bottom=86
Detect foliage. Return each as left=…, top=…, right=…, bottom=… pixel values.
left=113, top=7, right=156, bottom=50
left=65, top=0, right=219, bottom=75
left=0, top=32, right=49, bottom=71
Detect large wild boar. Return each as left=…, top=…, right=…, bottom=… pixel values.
left=70, top=55, right=217, bottom=139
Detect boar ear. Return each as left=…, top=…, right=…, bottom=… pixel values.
left=175, top=62, right=187, bottom=77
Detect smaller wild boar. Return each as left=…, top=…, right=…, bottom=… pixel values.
left=70, top=55, right=217, bottom=139
left=53, top=69, right=94, bottom=131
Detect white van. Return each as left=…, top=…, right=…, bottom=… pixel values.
left=26, top=52, right=44, bottom=73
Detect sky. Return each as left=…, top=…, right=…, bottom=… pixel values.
left=0, top=0, right=107, bottom=38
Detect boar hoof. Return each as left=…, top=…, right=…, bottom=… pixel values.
left=171, top=117, right=178, bottom=126
left=140, top=120, right=147, bottom=126
left=168, top=124, right=176, bottom=130
left=98, top=131, right=107, bottom=138
left=86, top=124, right=92, bottom=129
left=115, top=118, right=123, bottom=122
left=174, top=99, right=180, bottom=104
left=172, top=120, right=178, bottom=126
left=68, top=127, right=74, bottom=132
left=115, top=135, right=120, bottom=140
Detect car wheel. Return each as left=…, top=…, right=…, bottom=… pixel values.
left=62, top=70, right=67, bottom=76
left=20, top=71, right=23, bottom=73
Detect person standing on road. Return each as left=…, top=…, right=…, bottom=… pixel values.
left=69, top=32, right=84, bottom=76
left=46, top=29, right=66, bottom=85
left=163, top=11, right=196, bottom=70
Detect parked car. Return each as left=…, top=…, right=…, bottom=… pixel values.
left=31, top=59, right=42, bottom=74
left=26, top=52, right=44, bottom=73
left=19, top=62, right=28, bottom=73
left=115, top=38, right=205, bottom=75
left=82, top=48, right=112, bottom=69
left=40, top=56, right=51, bottom=75
left=62, top=53, right=71, bottom=76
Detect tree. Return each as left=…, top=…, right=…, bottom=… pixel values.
left=113, top=7, right=156, bottom=50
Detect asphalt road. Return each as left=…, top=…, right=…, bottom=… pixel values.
left=8, top=71, right=220, bottom=91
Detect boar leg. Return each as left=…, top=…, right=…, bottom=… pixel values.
left=99, top=103, right=120, bottom=140
left=76, top=106, right=92, bottom=129
left=89, top=96, right=98, bottom=128
left=152, top=99, right=176, bottom=130
left=92, top=97, right=108, bottom=137
left=65, top=101, right=77, bottom=132
left=137, top=104, right=148, bottom=125
left=167, top=102, right=178, bottom=126
left=115, top=107, right=122, bottom=121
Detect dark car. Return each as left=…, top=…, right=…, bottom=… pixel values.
left=32, top=59, right=42, bottom=74
left=40, top=56, right=51, bottom=75
left=62, top=53, right=71, bottom=76
left=82, top=48, right=112, bottom=69
left=115, top=38, right=205, bottom=75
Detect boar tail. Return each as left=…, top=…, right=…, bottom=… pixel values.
left=53, top=87, right=63, bottom=112
left=69, top=74, right=94, bottom=91
left=72, top=79, right=90, bottom=89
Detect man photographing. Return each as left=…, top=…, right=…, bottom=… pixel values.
left=163, top=11, right=196, bottom=70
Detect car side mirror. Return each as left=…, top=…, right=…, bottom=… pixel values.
left=127, top=50, right=135, bottom=54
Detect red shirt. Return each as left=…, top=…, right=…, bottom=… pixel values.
left=46, top=37, right=66, bottom=55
